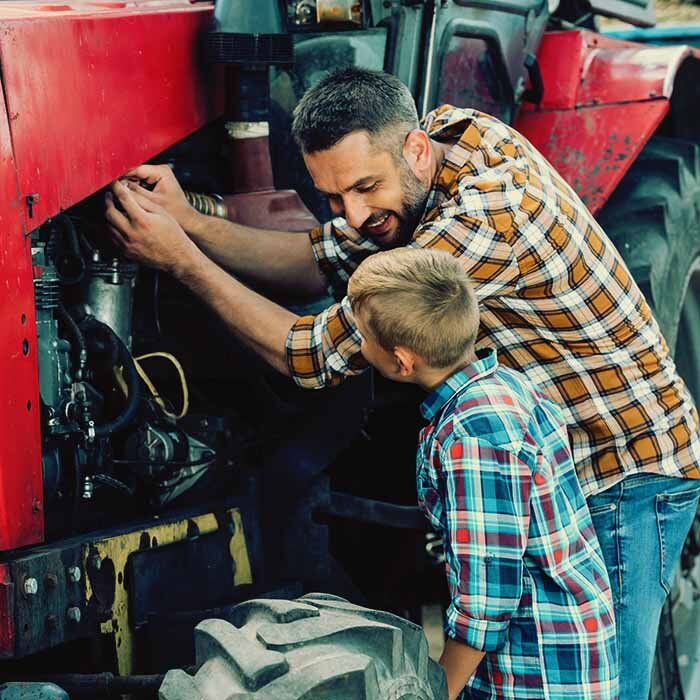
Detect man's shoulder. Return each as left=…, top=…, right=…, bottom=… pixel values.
left=422, top=105, right=514, bottom=143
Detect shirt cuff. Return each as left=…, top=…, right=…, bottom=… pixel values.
left=444, top=601, right=510, bottom=653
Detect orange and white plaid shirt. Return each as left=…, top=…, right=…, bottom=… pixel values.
left=285, top=106, right=700, bottom=496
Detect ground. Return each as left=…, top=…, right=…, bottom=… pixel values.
left=599, top=0, right=700, bottom=26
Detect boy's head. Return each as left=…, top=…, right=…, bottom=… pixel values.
left=347, top=249, right=479, bottom=385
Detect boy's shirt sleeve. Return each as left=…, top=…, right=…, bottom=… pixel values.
left=438, top=435, right=531, bottom=653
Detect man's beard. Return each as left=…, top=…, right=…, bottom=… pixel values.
left=392, top=161, right=431, bottom=247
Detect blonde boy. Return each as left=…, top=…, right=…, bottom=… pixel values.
left=348, top=248, right=618, bottom=700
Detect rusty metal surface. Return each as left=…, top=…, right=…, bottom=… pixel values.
left=515, top=29, right=699, bottom=214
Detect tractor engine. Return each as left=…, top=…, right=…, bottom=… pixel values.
left=32, top=212, right=221, bottom=527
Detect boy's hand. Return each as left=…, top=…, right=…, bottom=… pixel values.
left=105, top=181, right=202, bottom=277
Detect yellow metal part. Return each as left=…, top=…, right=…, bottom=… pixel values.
left=83, top=508, right=252, bottom=675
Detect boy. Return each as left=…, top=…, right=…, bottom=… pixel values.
left=347, top=248, right=618, bottom=700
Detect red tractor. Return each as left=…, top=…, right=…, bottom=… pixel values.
left=0, top=0, right=699, bottom=698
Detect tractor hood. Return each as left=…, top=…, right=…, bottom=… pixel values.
left=0, top=0, right=223, bottom=234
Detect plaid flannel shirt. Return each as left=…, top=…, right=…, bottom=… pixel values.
left=286, top=106, right=700, bottom=496
left=418, top=349, right=618, bottom=699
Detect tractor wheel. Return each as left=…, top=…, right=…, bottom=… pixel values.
left=597, top=136, right=700, bottom=700
left=158, top=594, right=447, bottom=700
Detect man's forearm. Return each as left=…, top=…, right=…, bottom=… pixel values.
left=439, top=638, right=485, bottom=700
left=173, top=247, right=299, bottom=376
left=186, top=213, right=327, bottom=297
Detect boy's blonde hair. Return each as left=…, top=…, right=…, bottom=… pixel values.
left=348, top=248, right=479, bottom=368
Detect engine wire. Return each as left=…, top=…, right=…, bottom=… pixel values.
left=114, top=351, right=189, bottom=420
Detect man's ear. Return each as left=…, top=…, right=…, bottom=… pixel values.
left=394, top=346, right=417, bottom=378
left=402, top=129, right=432, bottom=178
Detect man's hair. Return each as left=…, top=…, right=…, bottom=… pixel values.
left=348, top=249, right=479, bottom=368
left=291, top=67, right=419, bottom=155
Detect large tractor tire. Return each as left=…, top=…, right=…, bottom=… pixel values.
left=597, top=136, right=700, bottom=700
left=159, top=594, right=447, bottom=700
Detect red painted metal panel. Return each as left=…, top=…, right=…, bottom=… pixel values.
left=516, top=28, right=700, bottom=214
left=534, top=30, right=697, bottom=110
left=0, top=0, right=223, bottom=233
left=516, top=100, right=668, bottom=215
left=0, top=84, right=44, bottom=550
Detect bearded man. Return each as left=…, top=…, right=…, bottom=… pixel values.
left=106, top=67, right=700, bottom=700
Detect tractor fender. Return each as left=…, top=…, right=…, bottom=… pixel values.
left=515, top=29, right=700, bottom=215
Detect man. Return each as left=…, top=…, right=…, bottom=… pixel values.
left=106, top=67, right=700, bottom=700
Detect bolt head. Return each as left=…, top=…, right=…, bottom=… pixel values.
left=67, top=607, right=81, bottom=623
left=67, top=566, right=81, bottom=583
left=90, top=555, right=102, bottom=571
left=23, top=577, right=38, bottom=595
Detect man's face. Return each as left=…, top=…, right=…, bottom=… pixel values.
left=304, top=131, right=430, bottom=248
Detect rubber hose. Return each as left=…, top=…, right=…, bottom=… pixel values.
left=81, top=317, right=140, bottom=436
left=56, top=214, right=86, bottom=284
left=56, top=305, right=87, bottom=377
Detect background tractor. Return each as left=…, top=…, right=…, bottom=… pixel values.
left=0, top=0, right=699, bottom=698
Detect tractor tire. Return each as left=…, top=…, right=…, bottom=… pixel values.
left=597, top=136, right=700, bottom=700
left=158, top=594, right=447, bottom=700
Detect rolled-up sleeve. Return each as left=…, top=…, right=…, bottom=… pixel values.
left=285, top=296, right=367, bottom=389
left=440, top=436, right=531, bottom=652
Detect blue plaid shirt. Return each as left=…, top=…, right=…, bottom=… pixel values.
left=418, top=349, right=618, bottom=699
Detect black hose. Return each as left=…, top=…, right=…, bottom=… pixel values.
left=55, top=214, right=86, bottom=284
left=56, top=305, right=87, bottom=378
left=80, top=317, right=140, bottom=436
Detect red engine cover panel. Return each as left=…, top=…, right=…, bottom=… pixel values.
left=0, top=83, right=44, bottom=550
left=516, top=30, right=698, bottom=214
left=0, top=0, right=223, bottom=232
left=0, top=0, right=223, bottom=550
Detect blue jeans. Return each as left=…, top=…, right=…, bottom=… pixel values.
left=587, top=473, right=700, bottom=700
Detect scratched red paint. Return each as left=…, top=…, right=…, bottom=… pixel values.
left=516, top=30, right=699, bottom=215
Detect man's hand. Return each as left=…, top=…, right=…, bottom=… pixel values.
left=123, top=164, right=201, bottom=233
left=105, top=180, right=202, bottom=276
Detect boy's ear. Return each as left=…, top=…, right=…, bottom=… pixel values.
left=394, top=346, right=417, bottom=378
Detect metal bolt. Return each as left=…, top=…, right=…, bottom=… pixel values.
left=89, top=554, right=102, bottom=571
left=67, top=566, right=81, bottom=583
left=23, top=577, right=38, bottom=595
left=67, top=607, right=81, bottom=623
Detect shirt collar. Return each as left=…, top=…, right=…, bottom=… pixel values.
left=420, top=348, right=498, bottom=422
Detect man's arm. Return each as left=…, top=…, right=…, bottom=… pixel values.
left=439, top=638, right=485, bottom=700
left=106, top=182, right=296, bottom=374
left=124, top=165, right=327, bottom=297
